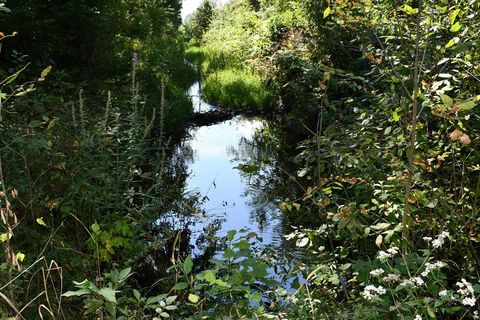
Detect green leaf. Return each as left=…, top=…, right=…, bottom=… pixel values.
left=40, top=65, right=52, bottom=80
left=91, top=223, right=100, bottom=233
left=188, top=293, right=199, bottom=304
left=133, top=289, right=141, bottom=300
left=403, top=4, right=418, bottom=14
left=28, top=120, right=44, bottom=128
left=440, top=94, right=454, bottom=107
left=173, top=282, right=188, bottom=290
left=183, top=256, right=193, bottom=275
left=392, top=111, right=400, bottom=122
left=0, top=92, right=6, bottom=100
left=445, top=37, right=459, bottom=49
left=204, top=271, right=216, bottom=284
left=323, top=7, right=331, bottom=18
left=165, top=295, right=177, bottom=305
left=146, top=294, right=166, bottom=305
left=16, top=252, right=25, bottom=262
left=227, top=230, right=237, bottom=242
left=215, top=279, right=230, bottom=287
left=449, top=8, right=460, bottom=25
left=63, top=288, right=91, bottom=297
left=98, top=287, right=117, bottom=304
left=457, top=100, right=476, bottom=110
left=159, top=312, right=170, bottom=318
left=118, top=267, right=132, bottom=281
left=450, top=22, right=461, bottom=32
left=224, top=247, right=235, bottom=259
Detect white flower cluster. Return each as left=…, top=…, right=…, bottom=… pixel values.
left=414, top=315, right=422, bottom=320
left=401, top=277, right=425, bottom=288
left=377, top=247, right=400, bottom=261
left=431, top=231, right=449, bottom=249
left=456, top=279, right=477, bottom=307
left=362, top=285, right=386, bottom=300
left=421, top=261, right=446, bottom=277
left=439, top=290, right=448, bottom=297
left=370, top=268, right=385, bottom=277
left=383, top=273, right=401, bottom=283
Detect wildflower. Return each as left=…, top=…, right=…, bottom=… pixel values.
left=421, top=261, right=446, bottom=277
left=383, top=273, right=400, bottom=283
left=414, top=315, right=422, bottom=320
left=362, top=285, right=386, bottom=300
left=439, top=290, right=448, bottom=297
left=370, top=269, right=385, bottom=277
left=422, top=236, right=432, bottom=242
left=431, top=231, right=449, bottom=249
left=401, top=277, right=424, bottom=288
left=387, top=246, right=399, bottom=256
left=132, top=52, right=138, bottom=66
left=473, top=311, right=479, bottom=319
left=378, top=251, right=391, bottom=261
left=462, top=296, right=476, bottom=307
left=456, top=279, right=474, bottom=296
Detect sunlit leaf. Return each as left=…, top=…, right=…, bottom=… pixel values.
left=323, top=7, right=331, bottom=18
left=39, top=65, right=52, bottom=81
left=63, top=288, right=91, bottom=297
left=457, top=100, right=476, bottom=110
left=204, top=271, right=216, bottom=284
left=440, top=94, right=454, bottom=107
left=188, top=293, right=199, bottom=303
left=36, top=217, right=47, bottom=227
left=445, top=37, right=459, bottom=49
left=16, top=252, right=25, bottom=262
left=403, top=4, right=418, bottom=14
left=450, top=22, right=461, bottom=32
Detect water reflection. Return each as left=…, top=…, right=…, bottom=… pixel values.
left=184, top=116, right=283, bottom=247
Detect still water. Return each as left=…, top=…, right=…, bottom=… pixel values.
left=181, top=82, right=284, bottom=251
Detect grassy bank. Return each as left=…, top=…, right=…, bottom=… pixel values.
left=185, top=44, right=275, bottom=111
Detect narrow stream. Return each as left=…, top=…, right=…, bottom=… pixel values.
left=181, top=82, right=284, bottom=252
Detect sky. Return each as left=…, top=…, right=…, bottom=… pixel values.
left=181, top=0, right=229, bottom=20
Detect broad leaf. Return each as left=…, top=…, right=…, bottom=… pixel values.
left=63, top=288, right=91, bottom=297
left=188, top=293, right=199, bottom=303
left=98, top=287, right=117, bottom=303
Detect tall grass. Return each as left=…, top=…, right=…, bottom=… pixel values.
left=202, top=68, right=274, bottom=110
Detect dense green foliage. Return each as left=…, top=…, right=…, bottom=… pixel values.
left=2, top=0, right=480, bottom=318
left=181, top=0, right=480, bottom=318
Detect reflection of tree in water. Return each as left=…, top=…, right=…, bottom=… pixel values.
left=227, top=119, right=301, bottom=230
left=134, top=139, right=222, bottom=293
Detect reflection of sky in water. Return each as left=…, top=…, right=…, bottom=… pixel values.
left=186, top=116, right=280, bottom=241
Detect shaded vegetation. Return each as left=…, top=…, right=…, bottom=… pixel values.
left=1, top=0, right=480, bottom=318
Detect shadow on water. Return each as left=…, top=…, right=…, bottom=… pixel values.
left=137, top=81, right=311, bottom=292
left=158, top=82, right=308, bottom=256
